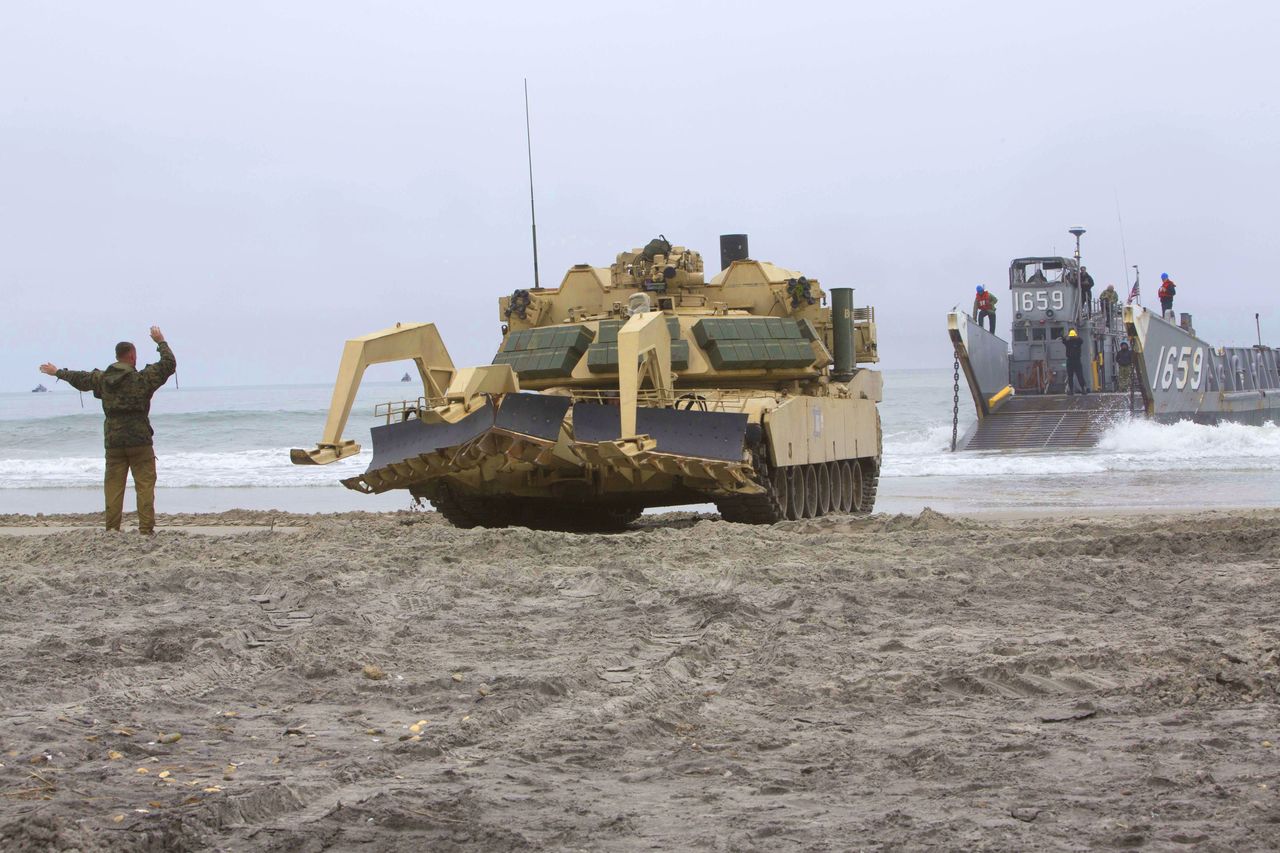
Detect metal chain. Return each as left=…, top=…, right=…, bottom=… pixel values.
left=1128, top=359, right=1135, bottom=413
left=950, top=356, right=960, bottom=452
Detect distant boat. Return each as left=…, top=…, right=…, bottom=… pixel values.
left=401, top=372, right=412, bottom=382
left=31, top=383, right=48, bottom=393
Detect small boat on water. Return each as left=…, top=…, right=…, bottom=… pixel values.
left=31, top=384, right=48, bottom=393
left=401, top=372, right=412, bottom=382
left=946, top=235, right=1279, bottom=451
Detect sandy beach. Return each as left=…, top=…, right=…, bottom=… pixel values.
left=0, top=508, right=1277, bottom=851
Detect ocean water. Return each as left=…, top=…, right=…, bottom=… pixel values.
left=1, top=370, right=1277, bottom=515
left=877, top=370, right=1280, bottom=513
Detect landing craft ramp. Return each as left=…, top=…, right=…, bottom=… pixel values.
left=961, top=393, right=1131, bottom=451
left=948, top=308, right=1136, bottom=450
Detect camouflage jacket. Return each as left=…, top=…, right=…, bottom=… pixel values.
left=57, top=342, right=176, bottom=449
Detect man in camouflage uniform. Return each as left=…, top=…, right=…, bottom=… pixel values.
left=39, top=327, right=176, bottom=534
left=1116, top=340, right=1134, bottom=392
left=1099, top=284, right=1120, bottom=327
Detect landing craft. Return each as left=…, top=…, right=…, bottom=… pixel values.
left=1126, top=308, right=1280, bottom=426
left=292, top=235, right=884, bottom=529
left=948, top=235, right=1280, bottom=450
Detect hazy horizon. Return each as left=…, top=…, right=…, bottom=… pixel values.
left=4, top=1, right=1277, bottom=393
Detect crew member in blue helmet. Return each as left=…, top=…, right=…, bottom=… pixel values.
left=973, top=285, right=997, bottom=333
left=1158, top=273, right=1177, bottom=319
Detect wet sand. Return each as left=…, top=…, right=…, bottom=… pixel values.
left=0, top=509, right=1277, bottom=850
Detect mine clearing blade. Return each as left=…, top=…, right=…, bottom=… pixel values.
left=570, top=402, right=750, bottom=463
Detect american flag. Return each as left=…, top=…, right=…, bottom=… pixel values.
left=1127, top=281, right=1139, bottom=304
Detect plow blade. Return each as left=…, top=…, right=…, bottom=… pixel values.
left=493, top=393, right=573, bottom=439
left=341, top=395, right=759, bottom=497
left=365, top=394, right=569, bottom=473
left=364, top=406, right=494, bottom=474
left=345, top=394, right=571, bottom=494
left=571, top=404, right=749, bottom=462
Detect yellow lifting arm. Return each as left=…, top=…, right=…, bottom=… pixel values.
left=617, top=311, right=673, bottom=438
left=290, top=322, right=455, bottom=465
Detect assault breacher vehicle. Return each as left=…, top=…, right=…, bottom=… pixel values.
left=292, top=234, right=883, bottom=529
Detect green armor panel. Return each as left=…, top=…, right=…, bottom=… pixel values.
left=692, top=317, right=815, bottom=370
left=492, top=325, right=594, bottom=379
left=586, top=318, right=688, bottom=374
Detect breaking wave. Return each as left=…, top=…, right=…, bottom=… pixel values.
left=0, top=447, right=373, bottom=489
left=883, top=417, right=1280, bottom=478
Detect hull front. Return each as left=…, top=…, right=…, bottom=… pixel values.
left=1128, top=307, right=1280, bottom=425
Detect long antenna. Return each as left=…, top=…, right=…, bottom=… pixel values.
left=1114, top=190, right=1131, bottom=293
left=1258, top=313, right=1263, bottom=348
left=524, top=78, right=541, bottom=290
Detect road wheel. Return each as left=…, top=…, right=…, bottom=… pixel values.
left=837, top=460, right=854, bottom=512
left=849, top=462, right=864, bottom=513
left=830, top=461, right=846, bottom=513
left=803, top=465, right=819, bottom=518
left=816, top=462, right=832, bottom=517
left=786, top=467, right=805, bottom=520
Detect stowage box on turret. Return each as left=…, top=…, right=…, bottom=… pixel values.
left=291, top=235, right=883, bottom=530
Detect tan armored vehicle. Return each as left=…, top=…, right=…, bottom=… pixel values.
left=292, top=234, right=883, bottom=529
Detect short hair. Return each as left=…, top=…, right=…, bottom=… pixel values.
left=116, top=341, right=136, bottom=360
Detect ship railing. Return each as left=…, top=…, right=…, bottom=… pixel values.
left=375, top=397, right=446, bottom=424
left=374, top=388, right=760, bottom=424
left=569, top=388, right=753, bottom=412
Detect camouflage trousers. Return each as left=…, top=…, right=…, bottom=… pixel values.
left=1119, top=364, right=1133, bottom=392
left=105, top=446, right=157, bottom=534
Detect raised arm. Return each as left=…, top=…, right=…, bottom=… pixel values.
left=41, top=362, right=100, bottom=393
left=138, top=326, right=176, bottom=392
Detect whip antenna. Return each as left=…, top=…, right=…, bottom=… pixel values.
left=524, top=78, right=541, bottom=290
left=1114, top=190, right=1131, bottom=292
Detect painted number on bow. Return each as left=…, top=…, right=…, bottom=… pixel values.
left=1155, top=345, right=1204, bottom=391
left=1017, top=290, right=1064, bottom=312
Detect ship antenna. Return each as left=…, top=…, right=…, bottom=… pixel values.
left=1115, top=191, right=1132, bottom=297
left=1258, top=313, right=1263, bottom=348
left=524, top=78, right=541, bottom=290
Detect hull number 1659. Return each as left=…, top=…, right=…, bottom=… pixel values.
left=1154, top=345, right=1204, bottom=391
left=1016, top=290, right=1065, bottom=312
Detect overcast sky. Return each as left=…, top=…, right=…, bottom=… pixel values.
left=2, top=1, right=1277, bottom=391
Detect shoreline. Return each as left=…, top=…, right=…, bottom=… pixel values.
left=0, top=504, right=1273, bottom=532
left=0, top=470, right=1276, bottom=519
